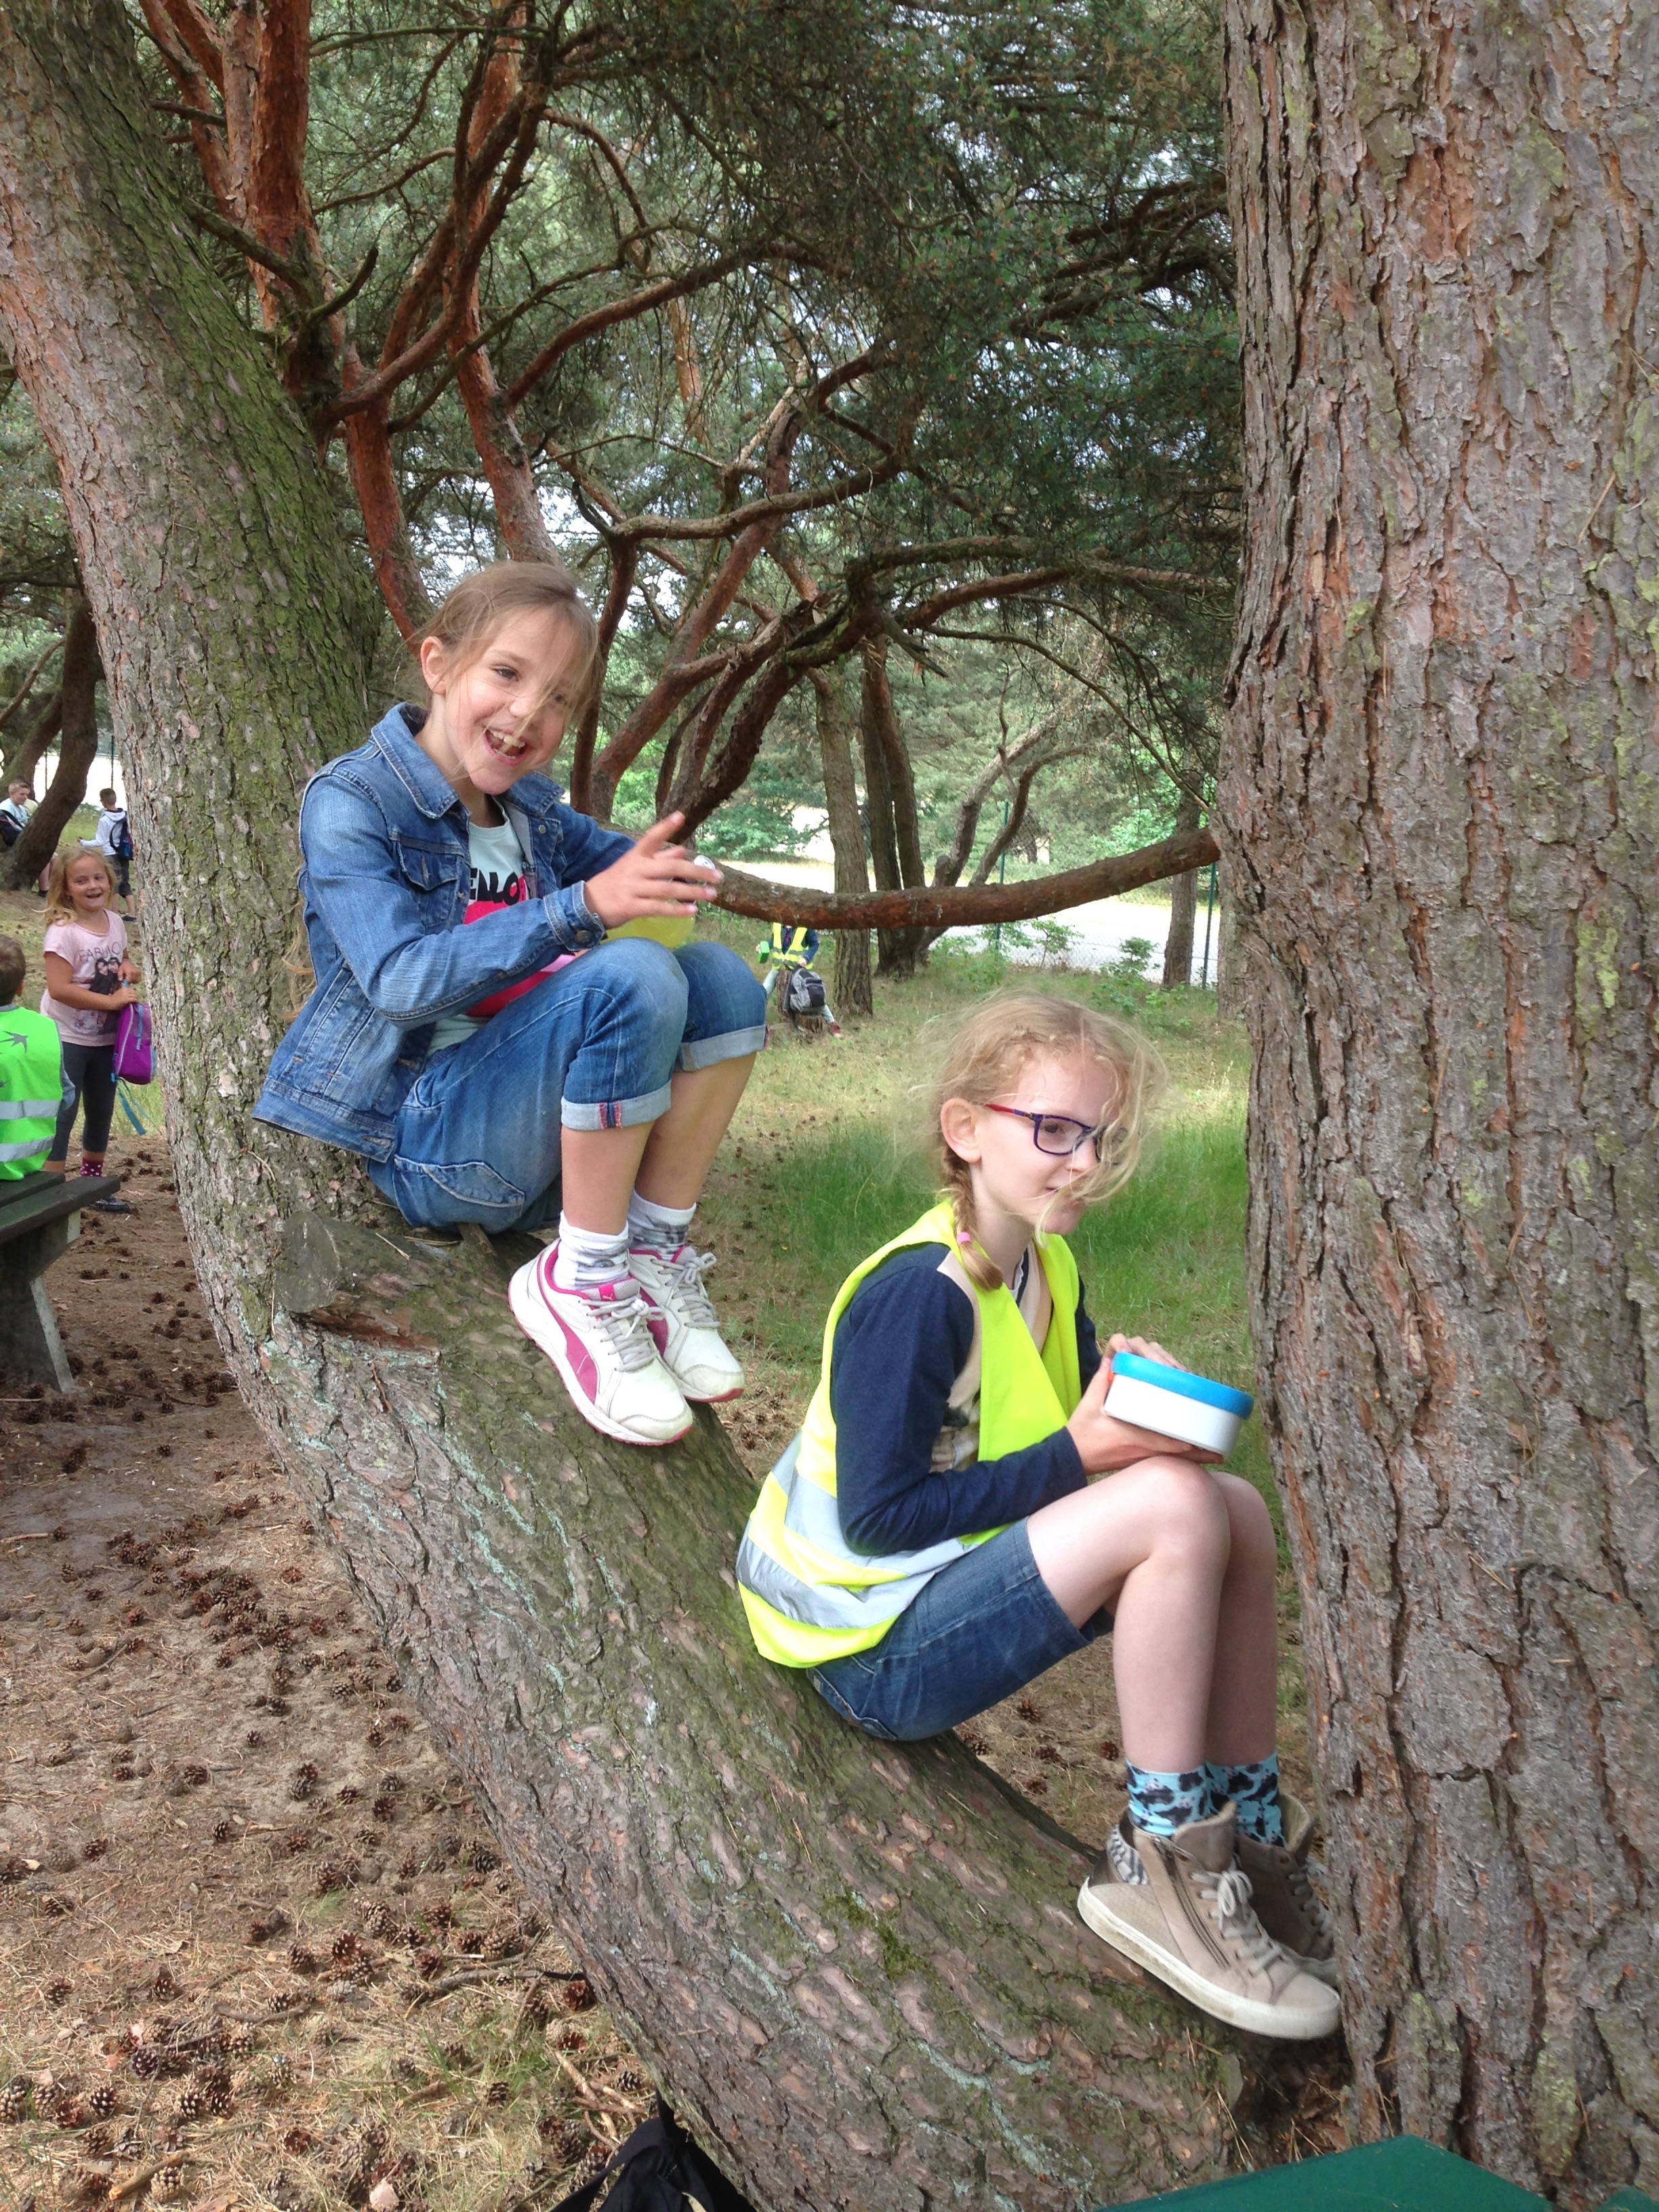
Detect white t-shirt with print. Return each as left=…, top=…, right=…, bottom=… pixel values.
left=428, top=815, right=535, bottom=1054
left=41, top=910, right=128, bottom=1045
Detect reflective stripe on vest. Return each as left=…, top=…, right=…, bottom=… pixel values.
left=736, top=1199, right=1082, bottom=1666
left=0, top=1008, right=63, bottom=1179
left=769, top=924, right=812, bottom=966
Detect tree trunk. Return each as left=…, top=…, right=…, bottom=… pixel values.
left=0, top=680, right=62, bottom=798
left=1160, top=794, right=1202, bottom=989
left=1, top=588, right=98, bottom=889
left=0, top=7, right=1265, bottom=2205
left=1223, top=1, right=1659, bottom=2200
left=812, top=668, right=872, bottom=1019
left=861, top=637, right=928, bottom=977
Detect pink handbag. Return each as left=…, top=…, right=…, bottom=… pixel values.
left=112, top=1001, right=153, bottom=1085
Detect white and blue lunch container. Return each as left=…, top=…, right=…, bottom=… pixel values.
left=1103, top=1351, right=1254, bottom=1456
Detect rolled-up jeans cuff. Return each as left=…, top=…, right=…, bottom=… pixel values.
left=560, top=1080, right=674, bottom=1132
left=678, top=1022, right=767, bottom=1072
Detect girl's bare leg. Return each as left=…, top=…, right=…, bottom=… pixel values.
left=558, top=1054, right=756, bottom=1233
left=634, top=1054, right=756, bottom=1208
left=1203, top=1473, right=1279, bottom=1766
left=1025, top=1459, right=1231, bottom=1774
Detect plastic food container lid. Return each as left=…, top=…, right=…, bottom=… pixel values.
left=1109, top=1351, right=1254, bottom=1420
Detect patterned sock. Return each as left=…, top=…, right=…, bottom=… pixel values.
left=550, top=1218, right=632, bottom=1294
left=628, top=1191, right=696, bottom=1254
left=1208, top=1754, right=1284, bottom=1844
left=1124, top=1763, right=1213, bottom=1838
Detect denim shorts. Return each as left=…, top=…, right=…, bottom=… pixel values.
left=368, top=937, right=765, bottom=1233
left=810, top=1519, right=1110, bottom=1742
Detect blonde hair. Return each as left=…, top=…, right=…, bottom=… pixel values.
left=43, top=846, right=118, bottom=926
left=926, top=988, right=1164, bottom=1290
left=414, top=560, right=600, bottom=721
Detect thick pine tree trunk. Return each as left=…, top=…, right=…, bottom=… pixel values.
left=813, top=668, right=873, bottom=1019
left=1223, top=2, right=1659, bottom=2200
left=861, top=638, right=928, bottom=979
left=1, top=588, right=98, bottom=890
left=0, top=7, right=1265, bottom=2203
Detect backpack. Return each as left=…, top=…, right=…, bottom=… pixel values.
left=780, top=964, right=826, bottom=1021
left=112, top=813, right=134, bottom=861
left=550, top=2101, right=756, bottom=2212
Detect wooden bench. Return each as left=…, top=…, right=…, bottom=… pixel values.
left=0, top=1168, right=122, bottom=1391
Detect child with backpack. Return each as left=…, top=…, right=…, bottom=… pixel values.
left=94, top=786, right=135, bottom=916
left=255, top=560, right=767, bottom=1450
left=736, top=989, right=1338, bottom=2041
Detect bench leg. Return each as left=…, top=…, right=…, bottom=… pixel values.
left=0, top=1215, right=78, bottom=1392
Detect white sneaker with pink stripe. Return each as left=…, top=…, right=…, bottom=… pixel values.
left=508, top=1248, right=693, bottom=1447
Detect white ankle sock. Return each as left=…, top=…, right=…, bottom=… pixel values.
left=628, top=1192, right=696, bottom=1253
left=551, top=1218, right=632, bottom=1293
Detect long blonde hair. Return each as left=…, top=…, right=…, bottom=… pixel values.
left=43, top=847, right=118, bottom=927
left=413, top=560, right=601, bottom=721
left=926, top=989, right=1164, bottom=1290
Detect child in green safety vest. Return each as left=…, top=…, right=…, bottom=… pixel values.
left=0, top=935, right=73, bottom=1180
left=736, top=988, right=1339, bottom=2041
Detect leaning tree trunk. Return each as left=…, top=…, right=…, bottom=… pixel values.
left=1, top=588, right=98, bottom=890
left=1223, top=1, right=1659, bottom=2202
left=1160, top=793, right=1202, bottom=990
left=813, top=668, right=873, bottom=1018
left=861, top=637, right=929, bottom=978
left=0, top=7, right=1266, bottom=2205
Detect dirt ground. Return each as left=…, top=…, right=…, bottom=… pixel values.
left=1, top=895, right=1345, bottom=2212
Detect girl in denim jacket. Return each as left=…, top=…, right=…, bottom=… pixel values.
left=258, top=562, right=766, bottom=1448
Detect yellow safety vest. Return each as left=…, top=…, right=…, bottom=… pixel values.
left=760, top=923, right=813, bottom=968
left=736, top=1199, right=1083, bottom=1666
left=0, top=1005, right=64, bottom=1180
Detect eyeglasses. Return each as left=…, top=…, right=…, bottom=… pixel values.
left=984, top=1102, right=1113, bottom=1159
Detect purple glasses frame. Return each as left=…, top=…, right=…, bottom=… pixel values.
left=983, top=1102, right=1110, bottom=1159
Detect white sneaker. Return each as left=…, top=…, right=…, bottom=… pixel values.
left=509, top=1248, right=693, bottom=1447
left=628, top=1242, right=744, bottom=1403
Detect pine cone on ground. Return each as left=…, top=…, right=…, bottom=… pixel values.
left=174, top=2087, right=205, bottom=2121
left=86, top=2085, right=117, bottom=2119
left=151, top=2163, right=184, bottom=2203
left=0, top=2078, right=30, bottom=2121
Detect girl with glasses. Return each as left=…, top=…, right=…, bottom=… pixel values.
left=736, top=988, right=1337, bottom=2040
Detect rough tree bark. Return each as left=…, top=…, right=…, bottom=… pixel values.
left=1160, top=795, right=1202, bottom=990
left=1223, top=0, right=1658, bottom=2200
left=812, top=667, right=873, bottom=1019
left=861, top=636, right=930, bottom=977
left=0, top=680, right=61, bottom=799
left=1, top=586, right=98, bottom=890
left=0, top=8, right=1265, bottom=2205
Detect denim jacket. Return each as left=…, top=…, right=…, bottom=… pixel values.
left=255, top=704, right=632, bottom=1160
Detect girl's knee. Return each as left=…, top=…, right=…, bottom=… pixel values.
left=1143, top=1455, right=1232, bottom=1555
left=678, top=939, right=767, bottom=1030
left=591, top=937, right=690, bottom=1027
left=1218, top=1473, right=1276, bottom=1568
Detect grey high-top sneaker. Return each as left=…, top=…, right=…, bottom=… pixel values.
left=1234, top=1793, right=1338, bottom=1986
left=1078, top=1802, right=1340, bottom=2040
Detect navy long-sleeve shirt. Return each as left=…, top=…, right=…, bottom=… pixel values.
left=829, top=1242, right=1101, bottom=1557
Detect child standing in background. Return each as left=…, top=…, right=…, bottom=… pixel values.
left=40, top=848, right=140, bottom=1212
left=93, top=786, right=134, bottom=918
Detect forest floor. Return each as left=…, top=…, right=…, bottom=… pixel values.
left=0, top=886, right=1349, bottom=2211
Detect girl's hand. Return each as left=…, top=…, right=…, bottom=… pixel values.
left=117, top=960, right=140, bottom=983
left=1066, top=1334, right=1223, bottom=1477
left=111, top=985, right=142, bottom=1008
left=585, top=813, right=723, bottom=927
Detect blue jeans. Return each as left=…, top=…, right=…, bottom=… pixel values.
left=810, top=1520, right=1110, bottom=1742
left=368, top=937, right=766, bottom=1233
